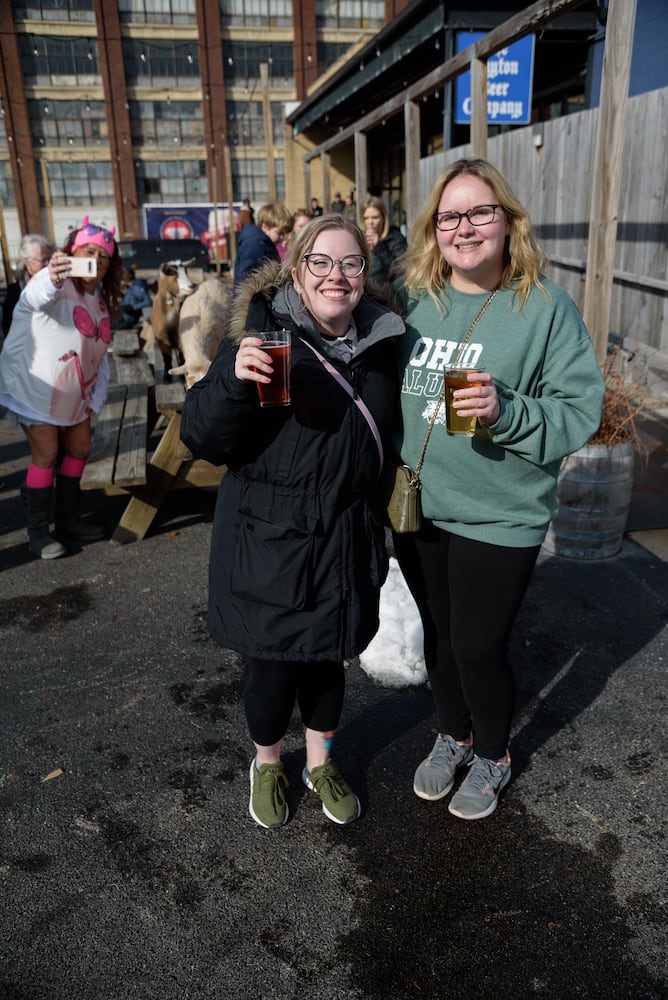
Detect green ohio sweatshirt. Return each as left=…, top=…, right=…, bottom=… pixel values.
left=395, top=279, right=605, bottom=547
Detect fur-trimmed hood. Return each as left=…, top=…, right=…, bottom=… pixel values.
left=228, top=260, right=405, bottom=347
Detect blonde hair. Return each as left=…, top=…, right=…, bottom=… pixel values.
left=401, top=158, right=546, bottom=307
left=362, top=196, right=390, bottom=240
left=257, top=201, right=293, bottom=234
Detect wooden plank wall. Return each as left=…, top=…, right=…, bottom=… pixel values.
left=420, top=86, right=668, bottom=354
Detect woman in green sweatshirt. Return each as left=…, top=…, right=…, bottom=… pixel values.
left=393, top=158, right=604, bottom=821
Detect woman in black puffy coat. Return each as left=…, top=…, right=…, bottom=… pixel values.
left=180, top=215, right=404, bottom=831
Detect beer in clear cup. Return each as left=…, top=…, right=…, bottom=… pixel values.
left=444, top=364, right=485, bottom=437
left=254, top=330, right=291, bottom=407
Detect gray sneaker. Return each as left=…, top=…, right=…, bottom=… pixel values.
left=448, top=754, right=511, bottom=820
left=413, top=733, right=474, bottom=801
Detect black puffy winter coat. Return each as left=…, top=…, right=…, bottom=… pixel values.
left=180, top=263, right=405, bottom=662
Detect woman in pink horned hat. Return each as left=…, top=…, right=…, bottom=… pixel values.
left=0, top=217, right=125, bottom=558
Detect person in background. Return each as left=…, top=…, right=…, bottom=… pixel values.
left=239, top=198, right=255, bottom=228
left=114, top=263, right=152, bottom=329
left=343, top=194, right=357, bottom=221
left=285, top=208, right=312, bottom=245
left=0, top=218, right=124, bottom=559
left=293, top=208, right=313, bottom=232
left=310, top=197, right=324, bottom=217
left=2, top=234, right=55, bottom=345
left=362, top=196, right=407, bottom=287
left=331, top=192, right=346, bottom=214
left=180, top=215, right=404, bottom=830
left=393, top=158, right=604, bottom=820
left=233, top=201, right=293, bottom=290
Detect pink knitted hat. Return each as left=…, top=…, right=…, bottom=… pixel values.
left=72, top=216, right=116, bottom=255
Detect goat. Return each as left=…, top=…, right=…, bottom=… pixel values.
left=168, top=277, right=231, bottom=388
left=149, top=259, right=196, bottom=367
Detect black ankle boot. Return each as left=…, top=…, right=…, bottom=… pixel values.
left=21, top=485, right=67, bottom=559
left=55, top=475, right=106, bottom=543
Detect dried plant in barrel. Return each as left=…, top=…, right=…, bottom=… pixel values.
left=589, top=352, right=645, bottom=447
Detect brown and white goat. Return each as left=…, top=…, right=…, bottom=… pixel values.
left=148, top=259, right=196, bottom=367
left=168, top=277, right=231, bottom=388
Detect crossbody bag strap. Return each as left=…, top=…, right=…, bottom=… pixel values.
left=297, top=336, right=384, bottom=474
left=413, top=288, right=498, bottom=478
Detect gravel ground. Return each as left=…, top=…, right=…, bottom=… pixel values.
left=1, top=414, right=666, bottom=1000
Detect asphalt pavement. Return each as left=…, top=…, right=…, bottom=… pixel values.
left=0, top=411, right=666, bottom=1000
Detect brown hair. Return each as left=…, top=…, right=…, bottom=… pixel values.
left=362, top=196, right=390, bottom=240
left=281, top=215, right=370, bottom=284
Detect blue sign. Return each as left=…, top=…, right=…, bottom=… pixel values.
left=143, top=202, right=243, bottom=262
left=454, top=32, right=535, bottom=125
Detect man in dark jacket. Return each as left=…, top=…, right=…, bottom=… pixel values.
left=233, top=201, right=292, bottom=290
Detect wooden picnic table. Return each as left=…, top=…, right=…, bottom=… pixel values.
left=81, top=328, right=225, bottom=543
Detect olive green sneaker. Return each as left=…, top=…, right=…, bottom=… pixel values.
left=302, top=760, right=361, bottom=825
left=248, top=758, right=289, bottom=829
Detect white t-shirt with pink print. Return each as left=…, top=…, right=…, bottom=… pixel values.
left=0, top=266, right=111, bottom=425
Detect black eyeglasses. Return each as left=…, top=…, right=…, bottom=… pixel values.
left=303, top=253, right=366, bottom=278
left=432, top=204, right=500, bottom=232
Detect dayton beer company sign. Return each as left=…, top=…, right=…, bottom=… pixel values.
left=454, top=32, right=535, bottom=125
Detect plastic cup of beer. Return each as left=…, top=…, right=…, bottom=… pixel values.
left=255, top=330, right=291, bottom=407
left=444, top=364, right=485, bottom=437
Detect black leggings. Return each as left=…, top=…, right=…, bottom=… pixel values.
left=393, top=522, right=539, bottom=760
left=244, top=658, right=345, bottom=747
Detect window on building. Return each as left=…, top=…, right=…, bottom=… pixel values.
left=28, top=100, right=109, bottom=148
left=43, top=160, right=114, bottom=206
left=315, top=0, right=384, bottom=30
left=129, top=100, right=204, bottom=147
left=316, top=41, right=354, bottom=77
left=223, top=41, right=293, bottom=88
left=271, top=103, right=285, bottom=146
left=11, top=0, right=95, bottom=23
left=123, top=38, right=199, bottom=86
left=0, top=161, right=15, bottom=209
left=19, top=34, right=99, bottom=85
left=231, top=156, right=284, bottom=204
left=219, top=0, right=292, bottom=28
left=118, top=0, right=196, bottom=25
left=225, top=100, right=285, bottom=148
left=135, top=159, right=208, bottom=203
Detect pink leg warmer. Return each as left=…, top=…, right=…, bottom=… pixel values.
left=26, top=464, right=55, bottom=489
left=60, top=455, right=87, bottom=479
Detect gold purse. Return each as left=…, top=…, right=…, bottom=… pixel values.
left=386, top=463, right=422, bottom=533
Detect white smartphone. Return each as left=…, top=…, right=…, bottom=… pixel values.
left=66, top=256, right=97, bottom=278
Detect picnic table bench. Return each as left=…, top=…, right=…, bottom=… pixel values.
left=81, top=328, right=225, bottom=543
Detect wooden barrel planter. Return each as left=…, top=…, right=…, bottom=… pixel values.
left=543, top=439, right=635, bottom=560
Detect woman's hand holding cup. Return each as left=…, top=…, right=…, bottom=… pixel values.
left=235, top=336, right=273, bottom=384
left=446, top=368, right=500, bottom=433
left=235, top=331, right=292, bottom=407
